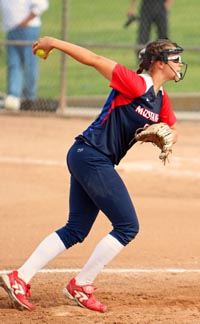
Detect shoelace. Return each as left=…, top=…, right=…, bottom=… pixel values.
left=82, top=284, right=96, bottom=294
left=25, top=284, right=31, bottom=297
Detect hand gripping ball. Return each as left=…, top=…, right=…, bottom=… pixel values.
left=36, top=49, right=46, bottom=59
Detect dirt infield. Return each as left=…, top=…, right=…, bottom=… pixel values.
left=0, top=113, right=199, bottom=324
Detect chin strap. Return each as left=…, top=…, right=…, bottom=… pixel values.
left=167, top=62, right=188, bottom=82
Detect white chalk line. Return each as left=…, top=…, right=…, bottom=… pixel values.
left=1, top=268, right=200, bottom=275
left=0, top=155, right=199, bottom=178
left=0, top=156, right=65, bottom=167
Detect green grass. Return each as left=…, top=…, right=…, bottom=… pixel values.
left=0, top=0, right=200, bottom=98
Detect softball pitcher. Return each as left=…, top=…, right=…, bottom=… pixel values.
left=0, top=37, right=187, bottom=312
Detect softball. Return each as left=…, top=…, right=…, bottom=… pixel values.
left=36, top=49, right=46, bottom=59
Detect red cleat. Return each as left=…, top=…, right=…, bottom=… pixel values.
left=63, top=278, right=107, bottom=312
left=0, top=270, right=34, bottom=310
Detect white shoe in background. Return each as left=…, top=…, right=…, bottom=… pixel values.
left=4, top=95, right=20, bottom=111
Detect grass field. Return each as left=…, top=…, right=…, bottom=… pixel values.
left=0, top=0, right=199, bottom=98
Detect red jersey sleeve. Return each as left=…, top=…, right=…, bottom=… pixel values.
left=158, top=90, right=176, bottom=126
left=110, top=64, right=146, bottom=98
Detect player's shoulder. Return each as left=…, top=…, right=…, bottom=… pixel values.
left=139, top=73, right=153, bottom=89
left=162, top=88, right=171, bottom=100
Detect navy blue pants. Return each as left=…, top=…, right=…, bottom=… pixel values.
left=56, top=140, right=139, bottom=247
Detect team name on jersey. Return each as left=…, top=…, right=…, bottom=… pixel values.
left=135, top=106, right=159, bottom=122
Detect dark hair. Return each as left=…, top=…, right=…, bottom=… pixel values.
left=137, top=39, right=182, bottom=74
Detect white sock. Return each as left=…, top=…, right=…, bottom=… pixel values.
left=18, top=232, right=66, bottom=283
left=75, top=234, right=124, bottom=285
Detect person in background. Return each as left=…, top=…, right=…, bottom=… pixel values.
left=0, top=0, right=49, bottom=111
left=127, top=0, right=173, bottom=48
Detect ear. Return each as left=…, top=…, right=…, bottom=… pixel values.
left=155, top=60, right=165, bottom=70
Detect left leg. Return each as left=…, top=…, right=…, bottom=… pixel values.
left=6, top=30, right=23, bottom=98
left=155, top=9, right=168, bottom=39
left=74, top=165, right=139, bottom=285
left=63, top=143, right=139, bottom=311
left=22, top=27, right=40, bottom=100
left=63, top=170, right=138, bottom=311
left=138, top=7, right=153, bottom=45
left=67, top=143, right=139, bottom=282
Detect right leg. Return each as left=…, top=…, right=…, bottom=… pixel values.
left=137, top=8, right=152, bottom=45
left=18, top=174, right=99, bottom=283
left=6, top=29, right=23, bottom=98
left=4, top=31, right=22, bottom=110
left=0, top=172, right=99, bottom=310
left=22, top=27, right=40, bottom=100
left=155, top=10, right=168, bottom=39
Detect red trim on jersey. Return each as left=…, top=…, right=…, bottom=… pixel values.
left=110, top=64, right=146, bottom=98
left=110, top=64, right=176, bottom=127
left=158, top=90, right=176, bottom=126
left=100, top=94, right=133, bottom=125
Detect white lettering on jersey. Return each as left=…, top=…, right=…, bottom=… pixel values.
left=135, top=106, right=159, bottom=122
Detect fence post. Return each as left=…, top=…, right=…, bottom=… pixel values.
left=57, top=0, right=68, bottom=113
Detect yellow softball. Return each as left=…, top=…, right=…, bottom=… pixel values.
left=36, top=49, right=46, bottom=59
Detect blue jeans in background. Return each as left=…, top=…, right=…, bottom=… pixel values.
left=7, top=26, right=40, bottom=100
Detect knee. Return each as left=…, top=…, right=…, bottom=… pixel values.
left=56, top=226, right=88, bottom=249
left=111, top=220, right=140, bottom=246
left=122, top=221, right=140, bottom=245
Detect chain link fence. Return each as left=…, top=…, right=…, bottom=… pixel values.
left=0, top=0, right=199, bottom=112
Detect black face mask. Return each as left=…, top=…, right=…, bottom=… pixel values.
left=138, top=46, right=188, bottom=81
left=166, top=56, right=188, bottom=82
left=159, top=48, right=188, bottom=82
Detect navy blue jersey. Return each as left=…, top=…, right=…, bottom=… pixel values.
left=76, top=64, right=176, bottom=165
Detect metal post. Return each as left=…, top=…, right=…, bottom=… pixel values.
left=57, top=0, right=68, bottom=113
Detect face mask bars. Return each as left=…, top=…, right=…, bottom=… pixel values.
left=162, top=48, right=188, bottom=82
left=138, top=47, right=188, bottom=81
left=166, top=60, right=188, bottom=82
